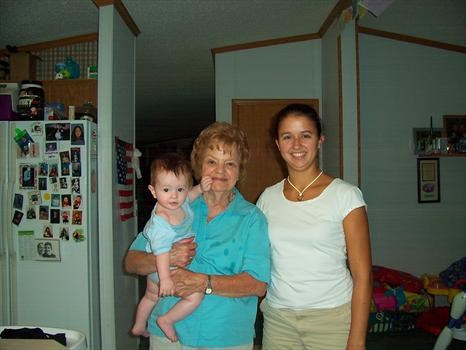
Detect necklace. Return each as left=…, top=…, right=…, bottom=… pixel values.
left=287, top=170, right=323, bottom=201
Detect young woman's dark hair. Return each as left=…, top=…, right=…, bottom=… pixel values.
left=272, top=103, right=322, bottom=140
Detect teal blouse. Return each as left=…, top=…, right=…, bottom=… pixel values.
left=129, top=188, right=271, bottom=347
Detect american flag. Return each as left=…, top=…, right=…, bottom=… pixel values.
left=115, top=137, right=134, bottom=221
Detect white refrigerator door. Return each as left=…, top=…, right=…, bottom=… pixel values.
left=0, top=121, right=12, bottom=325
left=8, top=121, right=99, bottom=349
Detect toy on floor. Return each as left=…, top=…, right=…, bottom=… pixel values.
left=433, top=289, right=466, bottom=350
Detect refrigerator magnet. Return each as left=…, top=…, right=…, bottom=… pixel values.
left=71, top=178, right=80, bottom=194
left=61, top=210, right=70, bottom=224
left=35, top=239, right=61, bottom=261
left=60, top=177, right=68, bottom=190
left=60, top=150, right=71, bottom=175
left=72, top=210, right=82, bottom=225
left=13, top=193, right=24, bottom=210
left=43, top=225, right=53, bottom=238
left=26, top=207, right=36, bottom=219
left=38, top=162, right=48, bottom=176
left=73, top=195, right=82, bottom=209
left=39, top=205, right=49, bottom=220
left=48, top=163, right=59, bottom=177
left=62, top=194, right=71, bottom=208
left=72, top=162, right=81, bottom=177
left=50, top=209, right=60, bottom=224
left=72, top=229, right=85, bottom=242
left=71, top=124, right=85, bottom=145
left=30, top=122, right=43, bottom=135
left=49, top=177, right=59, bottom=191
left=38, top=177, right=47, bottom=190
left=59, top=227, right=70, bottom=241
left=45, top=142, right=58, bottom=157
left=12, top=210, right=24, bottom=225
left=51, top=194, right=61, bottom=207
left=45, top=123, right=70, bottom=141
left=19, top=164, right=37, bottom=189
left=28, top=191, right=41, bottom=205
left=71, top=147, right=81, bottom=163
left=18, top=231, right=34, bottom=260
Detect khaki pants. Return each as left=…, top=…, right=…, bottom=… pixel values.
left=150, top=335, right=253, bottom=350
left=260, top=299, right=351, bottom=350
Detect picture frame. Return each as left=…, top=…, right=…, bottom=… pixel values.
left=443, top=115, right=466, bottom=153
left=412, top=128, right=442, bottom=155
left=34, top=239, right=61, bottom=261
left=417, top=158, right=440, bottom=203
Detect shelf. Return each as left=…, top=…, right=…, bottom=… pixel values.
left=417, top=153, right=466, bottom=157
left=1, top=79, right=97, bottom=120
left=42, top=79, right=97, bottom=112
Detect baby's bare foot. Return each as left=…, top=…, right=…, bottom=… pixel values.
left=131, top=324, right=149, bottom=337
left=156, top=316, right=178, bottom=342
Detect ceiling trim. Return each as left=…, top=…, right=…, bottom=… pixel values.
left=212, top=0, right=351, bottom=55
left=0, top=33, right=98, bottom=55
left=319, top=0, right=352, bottom=37
left=212, top=33, right=320, bottom=55
left=93, top=0, right=140, bottom=36
left=358, top=26, right=466, bottom=54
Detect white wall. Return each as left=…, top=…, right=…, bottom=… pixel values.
left=321, top=18, right=341, bottom=179
left=359, top=34, right=466, bottom=276
left=215, top=40, right=322, bottom=123
left=98, top=5, right=137, bottom=350
left=321, top=20, right=360, bottom=185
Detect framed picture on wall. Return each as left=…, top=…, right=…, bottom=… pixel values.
left=412, top=128, right=442, bottom=155
left=443, top=115, right=466, bottom=153
left=417, top=158, right=440, bottom=203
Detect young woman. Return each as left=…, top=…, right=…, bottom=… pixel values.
left=257, top=104, right=372, bottom=350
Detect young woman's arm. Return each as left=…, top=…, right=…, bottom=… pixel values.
left=344, top=207, right=373, bottom=350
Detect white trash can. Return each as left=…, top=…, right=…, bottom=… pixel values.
left=0, top=326, right=86, bottom=350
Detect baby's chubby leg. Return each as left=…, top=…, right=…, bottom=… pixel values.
left=132, top=278, right=159, bottom=337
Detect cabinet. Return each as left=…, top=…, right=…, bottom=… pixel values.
left=1, top=79, right=97, bottom=120
left=42, top=79, right=97, bottom=114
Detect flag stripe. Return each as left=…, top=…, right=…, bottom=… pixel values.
left=115, top=137, right=134, bottom=221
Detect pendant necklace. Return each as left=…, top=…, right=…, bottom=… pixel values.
left=287, top=170, right=323, bottom=201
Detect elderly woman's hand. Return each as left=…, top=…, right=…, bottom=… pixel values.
left=171, top=268, right=206, bottom=297
left=170, top=236, right=196, bottom=268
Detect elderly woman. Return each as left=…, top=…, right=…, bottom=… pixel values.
left=124, top=122, right=271, bottom=349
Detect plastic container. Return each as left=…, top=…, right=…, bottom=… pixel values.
left=368, top=311, right=419, bottom=334
left=17, top=80, right=44, bottom=120
left=0, top=326, right=86, bottom=350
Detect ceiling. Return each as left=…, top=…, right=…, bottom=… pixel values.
left=0, top=0, right=339, bottom=146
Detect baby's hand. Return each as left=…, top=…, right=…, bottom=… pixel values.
left=200, top=176, right=212, bottom=192
left=159, top=278, right=175, bottom=297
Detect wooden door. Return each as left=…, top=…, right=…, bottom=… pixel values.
left=232, top=99, right=318, bottom=203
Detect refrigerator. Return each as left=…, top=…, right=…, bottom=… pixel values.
left=0, top=120, right=100, bottom=349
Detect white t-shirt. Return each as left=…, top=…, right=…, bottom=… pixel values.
left=256, top=178, right=366, bottom=309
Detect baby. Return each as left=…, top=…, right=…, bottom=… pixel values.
left=131, top=153, right=211, bottom=342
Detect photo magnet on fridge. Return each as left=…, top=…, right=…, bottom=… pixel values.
left=19, top=164, right=37, bottom=189
left=59, top=227, right=69, bottom=241
left=28, top=191, right=41, bottom=205
left=26, top=207, right=36, bottom=219
left=13, top=193, right=24, bottom=210
left=12, top=210, right=24, bottom=225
